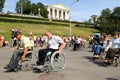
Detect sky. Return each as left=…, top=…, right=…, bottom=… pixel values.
left=3, top=0, right=120, bottom=22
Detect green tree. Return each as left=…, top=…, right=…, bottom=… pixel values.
left=31, top=3, right=37, bottom=15
left=22, top=0, right=31, bottom=14
left=30, top=2, right=48, bottom=18
left=98, top=8, right=112, bottom=33
left=111, top=7, right=120, bottom=32
left=98, top=7, right=120, bottom=34
left=16, top=1, right=21, bottom=13
left=36, top=2, right=48, bottom=18
left=0, top=0, right=5, bottom=12
left=16, top=1, right=48, bottom=18
left=15, top=0, right=31, bottom=14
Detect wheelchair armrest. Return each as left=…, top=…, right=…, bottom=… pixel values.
left=27, top=51, right=33, bottom=54
left=26, top=51, right=33, bottom=58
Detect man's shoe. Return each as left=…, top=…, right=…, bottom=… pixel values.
left=5, top=68, right=14, bottom=72
left=4, top=64, right=9, bottom=69
left=34, top=65, right=44, bottom=69
left=4, top=66, right=8, bottom=69
left=3, top=65, right=9, bottom=69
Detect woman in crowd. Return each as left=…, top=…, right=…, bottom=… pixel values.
left=93, top=32, right=109, bottom=58
left=100, top=33, right=110, bottom=50
left=104, top=32, right=120, bottom=63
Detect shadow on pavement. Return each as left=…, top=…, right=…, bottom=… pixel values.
left=87, top=50, right=93, bottom=52
left=106, top=78, right=119, bottom=80
left=39, top=72, right=64, bottom=80
left=83, top=56, right=108, bottom=67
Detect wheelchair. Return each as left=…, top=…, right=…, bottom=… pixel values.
left=16, top=50, right=35, bottom=71
left=73, top=43, right=81, bottom=51
left=103, top=51, right=120, bottom=67
left=33, top=51, right=67, bottom=73
left=92, top=44, right=104, bottom=60
left=111, top=52, right=120, bottom=67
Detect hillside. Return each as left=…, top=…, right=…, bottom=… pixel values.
left=0, top=14, right=99, bottom=42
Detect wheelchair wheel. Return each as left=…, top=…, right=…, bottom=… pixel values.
left=17, top=52, right=37, bottom=71
left=99, top=53, right=106, bottom=61
left=117, top=55, right=120, bottom=66
left=111, top=57, right=119, bottom=67
left=111, top=53, right=120, bottom=67
left=51, top=52, right=66, bottom=71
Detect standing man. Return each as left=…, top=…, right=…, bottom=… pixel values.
left=35, top=31, right=66, bottom=68
left=4, top=31, right=32, bottom=72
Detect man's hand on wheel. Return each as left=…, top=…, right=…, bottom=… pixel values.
left=56, top=50, right=61, bottom=54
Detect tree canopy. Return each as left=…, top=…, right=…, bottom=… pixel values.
left=98, top=7, right=120, bottom=34
left=15, top=0, right=48, bottom=18
left=0, top=0, right=5, bottom=12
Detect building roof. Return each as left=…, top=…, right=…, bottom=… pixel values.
left=47, top=3, right=70, bottom=11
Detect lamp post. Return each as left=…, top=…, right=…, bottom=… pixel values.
left=69, top=0, right=79, bottom=38
left=38, top=8, right=40, bottom=16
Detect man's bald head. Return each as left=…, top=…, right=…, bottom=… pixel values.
left=45, top=31, right=53, bottom=39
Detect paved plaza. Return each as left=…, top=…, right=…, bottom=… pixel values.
left=0, top=46, right=120, bottom=80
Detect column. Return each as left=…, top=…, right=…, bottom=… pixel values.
left=63, top=11, right=65, bottom=20
left=65, top=11, right=69, bottom=20
left=55, top=9, right=57, bottom=19
left=56, top=9, right=59, bottom=20
left=68, top=11, right=70, bottom=20
left=47, top=7, right=50, bottom=19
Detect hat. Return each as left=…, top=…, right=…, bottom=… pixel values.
left=13, top=31, right=21, bottom=37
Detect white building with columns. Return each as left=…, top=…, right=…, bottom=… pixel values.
left=46, top=3, right=70, bottom=20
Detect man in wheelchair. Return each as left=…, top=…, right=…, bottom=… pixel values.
left=4, top=31, right=32, bottom=72
left=104, top=32, right=120, bottom=64
left=73, top=36, right=81, bottom=51
left=35, top=31, right=66, bottom=69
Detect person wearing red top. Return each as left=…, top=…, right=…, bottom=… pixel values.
left=81, top=34, right=85, bottom=49
left=0, top=35, right=3, bottom=48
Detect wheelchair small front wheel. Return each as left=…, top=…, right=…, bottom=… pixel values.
left=111, top=58, right=119, bottom=67
left=51, top=52, right=67, bottom=71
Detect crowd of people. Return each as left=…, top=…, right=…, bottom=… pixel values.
left=2, top=28, right=120, bottom=72
left=0, top=34, right=9, bottom=48
left=0, top=28, right=88, bottom=51
left=3, top=28, right=88, bottom=72
left=4, top=30, right=66, bottom=72
left=0, top=34, right=4, bottom=48
left=88, top=32, right=120, bottom=64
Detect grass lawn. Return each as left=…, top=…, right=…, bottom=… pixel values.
left=0, top=21, right=99, bottom=43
